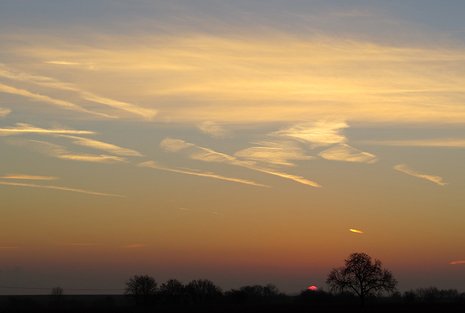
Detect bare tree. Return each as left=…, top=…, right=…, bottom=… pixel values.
left=50, top=287, right=64, bottom=306
left=326, top=252, right=397, bottom=307
left=124, top=275, right=158, bottom=304
left=51, top=287, right=63, bottom=297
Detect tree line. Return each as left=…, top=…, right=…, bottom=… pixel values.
left=123, top=252, right=465, bottom=308
left=124, top=276, right=284, bottom=305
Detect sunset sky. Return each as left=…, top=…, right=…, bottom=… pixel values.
left=1, top=0, right=465, bottom=295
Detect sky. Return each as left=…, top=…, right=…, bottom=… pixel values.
left=1, top=0, right=465, bottom=295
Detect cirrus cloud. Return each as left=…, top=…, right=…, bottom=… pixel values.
left=394, top=164, right=447, bottom=186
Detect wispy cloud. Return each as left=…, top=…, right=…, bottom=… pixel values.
left=81, top=92, right=157, bottom=120
left=60, top=135, right=143, bottom=156
left=0, top=64, right=157, bottom=120
left=349, top=229, right=363, bottom=234
left=272, top=121, right=348, bottom=148
left=0, top=123, right=95, bottom=136
left=234, top=141, right=314, bottom=166
left=450, top=261, right=465, bottom=265
left=160, top=138, right=321, bottom=187
left=318, top=144, right=378, bottom=163
left=139, top=161, right=269, bottom=187
left=198, top=121, right=228, bottom=138
left=0, top=181, right=124, bottom=197
left=10, top=139, right=127, bottom=163
left=393, top=164, right=447, bottom=186
left=0, top=64, right=77, bottom=90
left=356, top=139, right=465, bottom=148
left=0, top=83, right=114, bottom=118
left=160, top=138, right=194, bottom=152
left=6, top=34, right=465, bottom=125
left=0, top=107, right=11, bottom=117
left=255, top=168, right=321, bottom=187
left=1, top=174, right=59, bottom=180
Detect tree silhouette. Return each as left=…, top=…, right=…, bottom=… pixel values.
left=50, top=287, right=64, bottom=305
left=326, top=252, right=397, bottom=307
left=50, top=287, right=63, bottom=297
left=124, top=275, right=158, bottom=304
left=159, top=279, right=186, bottom=303
left=186, top=279, right=223, bottom=304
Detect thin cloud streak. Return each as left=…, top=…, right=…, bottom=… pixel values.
left=45, top=61, right=80, bottom=65
left=356, top=139, right=465, bottom=148
left=138, top=161, right=269, bottom=187
left=0, top=64, right=157, bottom=120
left=81, top=92, right=157, bottom=120
left=394, top=164, right=447, bottom=186
left=0, top=123, right=95, bottom=136
left=254, top=167, right=321, bottom=187
left=10, top=139, right=128, bottom=163
left=60, top=135, right=143, bottom=156
left=350, top=229, right=363, bottom=234
left=0, top=83, right=114, bottom=118
left=0, top=63, right=77, bottom=90
left=1, top=174, right=59, bottom=180
left=160, top=138, right=321, bottom=187
left=0, top=181, right=124, bottom=197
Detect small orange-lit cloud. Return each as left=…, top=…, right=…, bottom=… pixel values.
left=62, top=243, right=99, bottom=246
left=349, top=229, right=363, bottom=234
left=124, top=244, right=147, bottom=248
left=450, top=261, right=465, bottom=265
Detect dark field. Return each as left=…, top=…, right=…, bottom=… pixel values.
left=2, top=295, right=465, bottom=313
